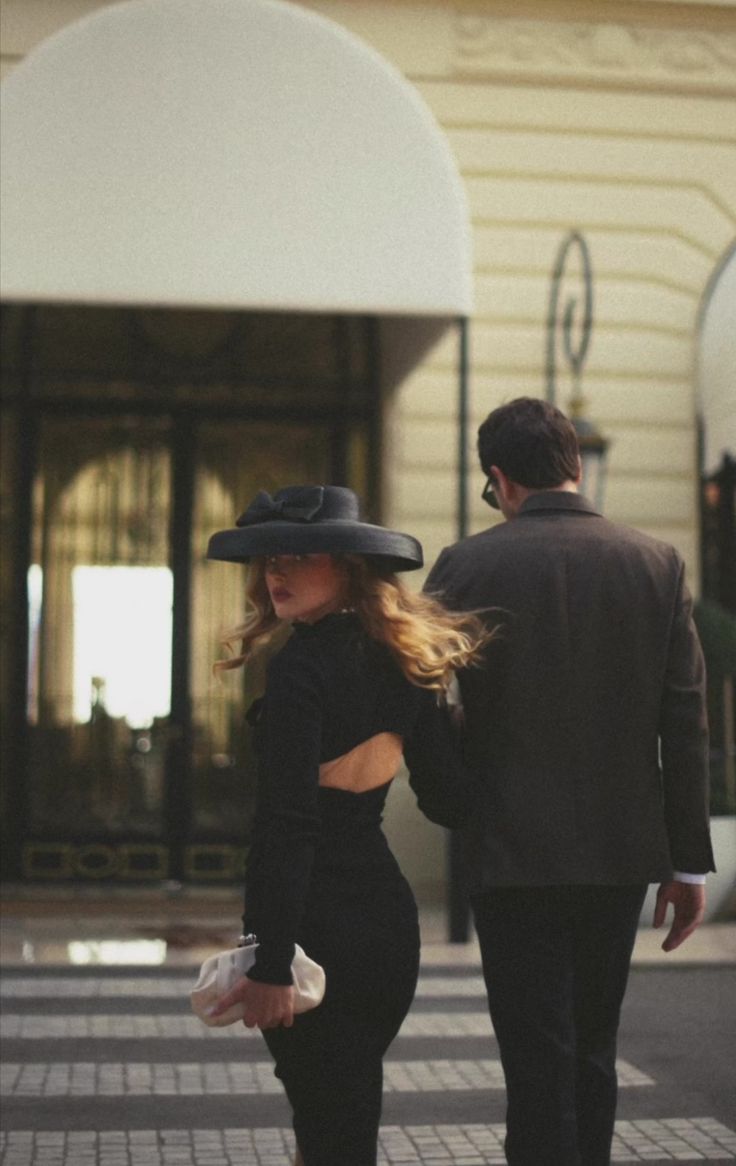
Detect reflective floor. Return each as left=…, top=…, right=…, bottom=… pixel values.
left=1, top=885, right=734, bottom=969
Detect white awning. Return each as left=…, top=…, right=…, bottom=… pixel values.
left=0, top=0, right=472, bottom=370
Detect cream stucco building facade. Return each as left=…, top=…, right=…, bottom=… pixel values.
left=1, top=0, right=734, bottom=901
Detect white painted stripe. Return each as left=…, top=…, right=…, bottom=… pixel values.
left=0, top=1010, right=495, bottom=1040
left=0, top=1121, right=734, bottom=1163
left=401, top=1011, right=493, bottom=1037
left=384, top=1059, right=507, bottom=1092
left=0, top=1058, right=654, bottom=1097
left=0, top=977, right=192, bottom=998
left=0, top=974, right=488, bottom=1000
left=415, top=976, right=487, bottom=998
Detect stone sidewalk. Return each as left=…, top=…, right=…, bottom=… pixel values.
left=1, top=887, right=735, bottom=1165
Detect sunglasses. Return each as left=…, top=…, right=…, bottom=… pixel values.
left=482, top=476, right=501, bottom=511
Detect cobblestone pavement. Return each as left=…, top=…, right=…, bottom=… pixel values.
left=1, top=958, right=735, bottom=1164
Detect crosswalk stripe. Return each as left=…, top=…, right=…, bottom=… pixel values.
left=0, top=1058, right=654, bottom=1096
left=415, top=976, right=487, bottom=997
left=4, top=963, right=733, bottom=1163
left=0, top=974, right=487, bottom=1000
left=0, top=1120, right=734, bottom=1163
left=0, top=1011, right=494, bottom=1039
left=0, top=977, right=194, bottom=998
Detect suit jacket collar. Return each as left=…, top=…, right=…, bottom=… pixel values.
left=518, top=491, right=600, bottom=518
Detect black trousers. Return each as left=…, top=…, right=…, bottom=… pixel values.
left=472, top=883, right=647, bottom=1166
left=262, top=870, right=420, bottom=1166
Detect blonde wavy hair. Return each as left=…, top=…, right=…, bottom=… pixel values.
left=215, top=554, right=491, bottom=693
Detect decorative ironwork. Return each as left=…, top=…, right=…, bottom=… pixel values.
left=546, top=230, right=609, bottom=508
left=546, top=231, right=593, bottom=403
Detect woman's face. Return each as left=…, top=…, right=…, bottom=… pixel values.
left=263, top=553, right=347, bottom=624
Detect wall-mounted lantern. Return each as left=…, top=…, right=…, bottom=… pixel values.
left=546, top=231, right=609, bottom=509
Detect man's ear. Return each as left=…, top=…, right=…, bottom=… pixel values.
left=490, top=465, right=511, bottom=503
left=491, top=466, right=529, bottom=518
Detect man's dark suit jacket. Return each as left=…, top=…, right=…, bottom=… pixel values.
left=427, top=491, right=715, bottom=889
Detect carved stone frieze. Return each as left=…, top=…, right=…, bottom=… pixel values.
left=455, top=14, right=736, bottom=92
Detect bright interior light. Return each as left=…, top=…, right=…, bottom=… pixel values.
left=72, top=565, right=173, bottom=726
left=67, top=939, right=167, bottom=966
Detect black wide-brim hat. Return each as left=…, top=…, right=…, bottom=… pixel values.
left=207, top=486, right=423, bottom=573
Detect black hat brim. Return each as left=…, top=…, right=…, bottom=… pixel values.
left=206, top=520, right=423, bottom=573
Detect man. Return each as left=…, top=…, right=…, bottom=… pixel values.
left=426, top=397, right=715, bottom=1166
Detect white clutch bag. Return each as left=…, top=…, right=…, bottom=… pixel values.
left=190, top=937, right=326, bottom=1027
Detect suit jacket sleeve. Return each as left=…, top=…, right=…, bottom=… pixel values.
left=658, top=556, right=715, bottom=874
left=403, top=690, right=479, bottom=829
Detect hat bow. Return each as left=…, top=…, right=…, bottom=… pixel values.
left=236, top=488, right=324, bottom=528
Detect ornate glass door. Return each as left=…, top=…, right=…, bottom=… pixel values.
left=187, top=420, right=330, bottom=880
left=21, top=414, right=330, bottom=881
left=1, top=303, right=375, bottom=882
left=24, top=416, right=173, bottom=879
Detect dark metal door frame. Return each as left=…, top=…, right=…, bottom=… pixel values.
left=1, top=305, right=382, bottom=883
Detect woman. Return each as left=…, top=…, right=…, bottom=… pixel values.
left=207, top=485, right=488, bottom=1166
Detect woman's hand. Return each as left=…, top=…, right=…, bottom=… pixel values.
left=209, top=976, right=295, bottom=1030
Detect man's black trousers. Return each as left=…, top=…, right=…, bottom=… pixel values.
left=472, top=883, right=648, bottom=1166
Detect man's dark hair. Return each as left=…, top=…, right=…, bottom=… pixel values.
left=477, top=397, right=580, bottom=488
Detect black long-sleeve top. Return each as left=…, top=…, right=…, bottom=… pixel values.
left=243, top=612, right=474, bottom=984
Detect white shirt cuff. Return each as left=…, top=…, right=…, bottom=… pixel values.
left=673, top=871, right=707, bottom=884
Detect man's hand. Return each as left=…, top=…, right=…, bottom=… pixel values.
left=653, top=880, right=706, bottom=952
left=209, top=977, right=294, bottom=1030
